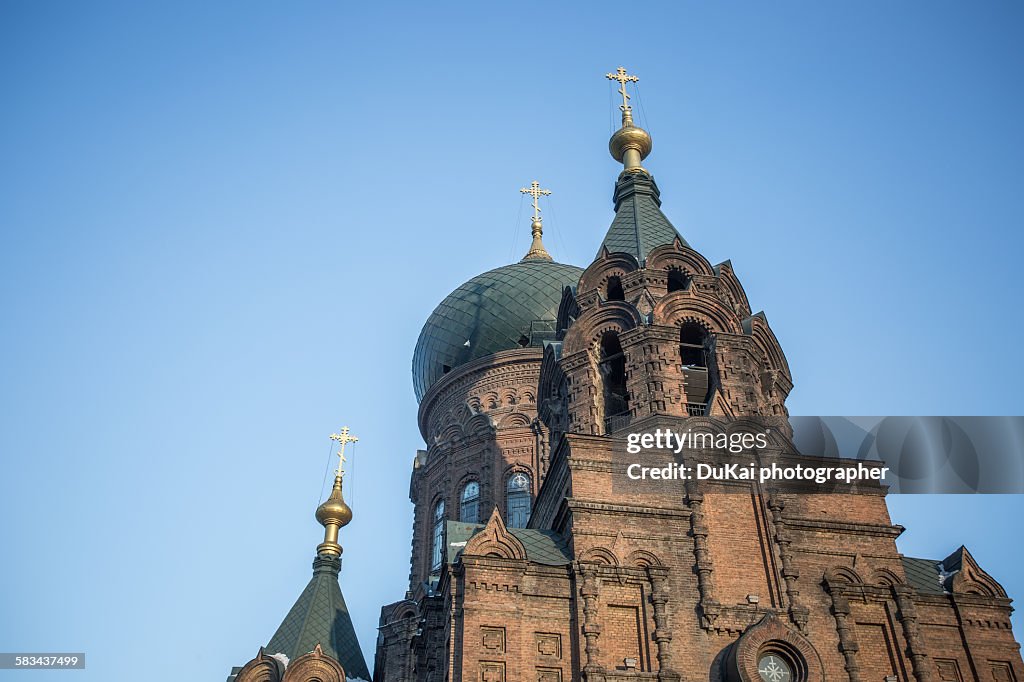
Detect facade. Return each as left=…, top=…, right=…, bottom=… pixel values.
left=372, top=72, right=1024, bottom=682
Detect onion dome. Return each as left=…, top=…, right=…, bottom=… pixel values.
left=315, top=477, right=353, bottom=530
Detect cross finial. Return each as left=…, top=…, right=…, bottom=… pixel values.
left=329, top=426, right=359, bottom=479
left=606, top=66, right=639, bottom=114
left=519, top=180, right=552, bottom=224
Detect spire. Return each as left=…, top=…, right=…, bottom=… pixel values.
left=597, top=67, right=686, bottom=263
left=519, top=180, right=554, bottom=262
left=260, top=426, right=371, bottom=681
left=606, top=66, right=652, bottom=173
left=316, top=427, right=357, bottom=556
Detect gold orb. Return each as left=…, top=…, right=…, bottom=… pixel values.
left=609, top=125, right=653, bottom=163
left=316, top=494, right=353, bottom=527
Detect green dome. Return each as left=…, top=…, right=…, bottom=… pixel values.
left=412, top=259, right=583, bottom=401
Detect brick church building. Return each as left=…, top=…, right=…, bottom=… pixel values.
left=372, top=70, right=1023, bottom=682
left=229, top=70, right=1023, bottom=682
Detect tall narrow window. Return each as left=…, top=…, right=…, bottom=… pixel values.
left=506, top=472, right=531, bottom=528
left=599, top=332, right=629, bottom=431
left=431, top=499, right=445, bottom=572
left=460, top=481, right=480, bottom=523
left=680, top=321, right=712, bottom=414
left=606, top=276, right=625, bottom=301
left=679, top=322, right=708, bottom=367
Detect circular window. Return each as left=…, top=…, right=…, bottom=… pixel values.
left=757, top=653, right=793, bottom=682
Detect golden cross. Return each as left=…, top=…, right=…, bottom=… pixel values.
left=329, top=426, right=359, bottom=479
left=606, top=66, right=639, bottom=113
left=520, top=180, right=552, bottom=223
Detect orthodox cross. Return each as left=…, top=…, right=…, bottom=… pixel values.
left=329, top=426, right=359, bottom=479
left=520, top=180, right=552, bottom=223
left=606, top=66, right=639, bottom=113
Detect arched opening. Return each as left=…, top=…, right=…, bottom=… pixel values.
left=460, top=481, right=480, bottom=523
left=599, top=332, right=630, bottom=431
left=431, top=499, right=445, bottom=572
left=606, top=276, right=625, bottom=301
left=679, top=321, right=712, bottom=415
left=667, top=268, right=690, bottom=293
left=506, top=472, right=531, bottom=528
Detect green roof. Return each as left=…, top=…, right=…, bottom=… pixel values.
left=598, top=172, right=686, bottom=263
left=901, top=556, right=947, bottom=595
left=412, top=260, right=583, bottom=401
left=446, top=520, right=572, bottom=566
left=264, top=554, right=371, bottom=681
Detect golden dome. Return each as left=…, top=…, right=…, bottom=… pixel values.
left=609, top=124, right=653, bottom=164
left=316, top=478, right=353, bottom=528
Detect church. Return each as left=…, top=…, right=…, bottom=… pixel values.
left=229, top=69, right=1023, bottom=682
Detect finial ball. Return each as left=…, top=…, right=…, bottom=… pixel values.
left=609, top=124, right=653, bottom=163
left=316, top=484, right=353, bottom=528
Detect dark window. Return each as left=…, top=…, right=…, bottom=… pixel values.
left=679, top=321, right=708, bottom=367
left=460, top=481, right=480, bottom=523
left=507, top=473, right=531, bottom=528
left=680, top=322, right=712, bottom=410
left=606, top=276, right=625, bottom=301
left=667, top=269, right=690, bottom=293
left=599, top=332, right=629, bottom=428
left=431, top=500, right=445, bottom=572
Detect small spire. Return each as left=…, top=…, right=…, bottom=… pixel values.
left=606, top=66, right=652, bottom=173
left=315, top=427, right=358, bottom=556
left=519, top=180, right=554, bottom=262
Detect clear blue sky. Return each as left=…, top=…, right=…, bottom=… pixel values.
left=1, top=2, right=1022, bottom=680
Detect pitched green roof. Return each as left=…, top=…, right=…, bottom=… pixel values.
left=264, top=554, right=371, bottom=681
left=597, top=172, right=686, bottom=263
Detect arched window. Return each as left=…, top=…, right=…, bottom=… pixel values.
left=606, top=276, right=625, bottom=301
left=431, top=499, right=445, bottom=572
left=506, top=472, right=531, bottom=528
left=599, top=332, right=629, bottom=431
left=680, top=321, right=712, bottom=414
left=460, top=481, right=480, bottom=523
left=667, top=268, right=690, bottom=293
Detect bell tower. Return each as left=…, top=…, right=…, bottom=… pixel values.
left=541, top=67, right=793, bottom=444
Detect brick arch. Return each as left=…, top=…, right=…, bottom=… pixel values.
left=824, top=565, right=864, bottom=586
left=499, top=412, right=532, bottom=429
left=646, top=240, right=715, bottom=276
left=580, top=546, right=619, bottom=566
left=724, top=613, right=825, bottom=682
left=746, top=314, right=792, bottom=378
left=715, top=261, right=753, bottom=317
left=627, top=549, right=663, bottom=568
left=283, top=644, right=346, bottom=682
left=438, top=422, right=464, bottom=444
left=556, top=285, right=580, bottom=334
left=652, top=292, right=742, bottom=334
left=464, top=413, right=494, bottom=437
left=561, top=301, right=644, bottom=355
left=578, top=251, right=641, bottom=297
left=871, top=568, right=904, bottom=587
left=234, top=648, right=284, bottom=682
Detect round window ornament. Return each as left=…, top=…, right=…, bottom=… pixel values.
left=757, top=654, right=792, bottom=682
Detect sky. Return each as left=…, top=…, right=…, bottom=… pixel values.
left=1, top=2, right=1022, bottom=680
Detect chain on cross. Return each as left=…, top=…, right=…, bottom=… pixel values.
left=606, top=66, right=639, bottom=114
left=520, top=180, right=551, bottom=224
left=329, top=426, right=359, bottom=479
